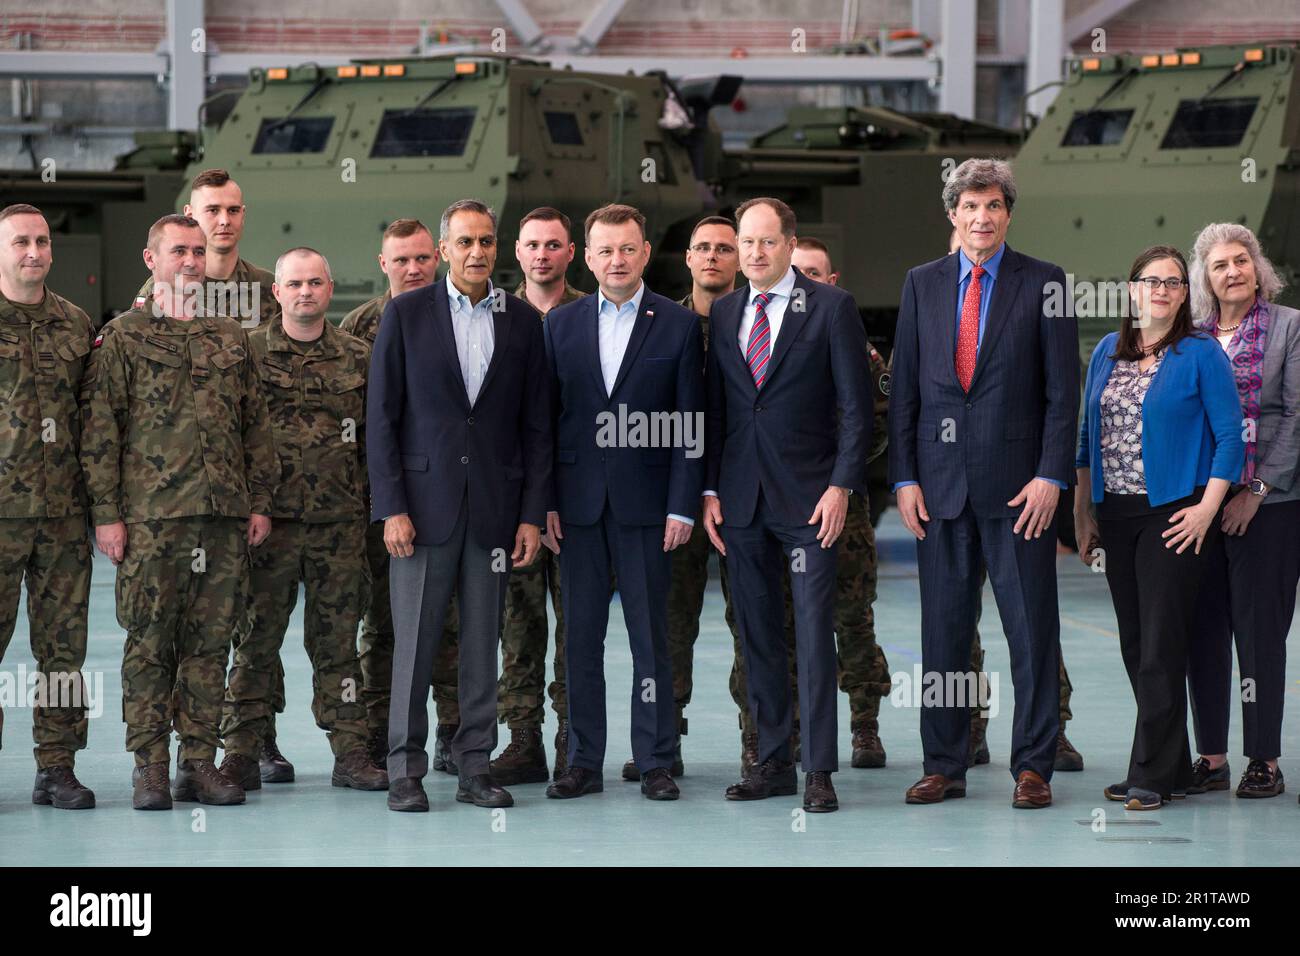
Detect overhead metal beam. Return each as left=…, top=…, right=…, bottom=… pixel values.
left=492, top=0, right=546, bottom=50
left=939, top=0, right=977, bottom=119
left=166, top=0, right=205, bottom=131
left=1065, top=0, right=1144, bottom=45
left=1027, top=0, right=1066, bottom=118
left=0, top=51, right=937, bottom=85
left=575, top=0, right=628, bottom=52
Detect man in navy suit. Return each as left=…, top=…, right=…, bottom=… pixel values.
left=543, top=204, right=704, bottom=801
left=368, top=199, right=551, bottom=812
left=702, top=197, right=871, bottom=813
left=888, top=159, right=1079, bottom=808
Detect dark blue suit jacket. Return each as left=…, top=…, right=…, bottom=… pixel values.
left=545, top=286, right=704, bottom=526
left=705, top=267, right=871, bottom=527
left=366, top=282, right=552, bottom=549
left=887, top=244, right=1079, bottom=520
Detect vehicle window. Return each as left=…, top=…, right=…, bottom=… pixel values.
left=544, top=111, right=584, bottom=146
left=252, top=117, right=335, bottom=154
left=370, top=107, right=477, bottom=157
left=1060, top=109, right=1134, bottom=147
left=1159, top=97, right=1258, bottom=149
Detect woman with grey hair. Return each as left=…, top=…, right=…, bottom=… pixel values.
left=1186, top=222, right=1300, bottom=801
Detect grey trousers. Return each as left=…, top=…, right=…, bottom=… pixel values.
left=387, top=505, right=509, bottom=780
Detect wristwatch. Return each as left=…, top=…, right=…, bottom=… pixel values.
left=1249, top=478, right=1269, bottom=497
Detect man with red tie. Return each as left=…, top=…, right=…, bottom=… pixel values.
left=888, top=159, right=1079, bottom=808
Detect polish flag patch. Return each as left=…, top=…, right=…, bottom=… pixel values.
left=93, top=333, right=104, bottom=348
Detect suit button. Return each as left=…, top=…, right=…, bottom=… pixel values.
left=467, top=416, right=475, bottom=425
left=460, top=456, right=470, bottom=464
left=755, top=405, right=763, bottom=412
left=965, top=402, right=973, bottom=409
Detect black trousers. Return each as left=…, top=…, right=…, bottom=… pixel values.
left=916, top=500, right=1060, bottom=782
left=721, top=489, right=839, bottom=772
left=1188, top=497, right=1300, bottom=761
left=560, top=503, right=676, bottom=773
left=1097, top=490, right=1216, bottom=797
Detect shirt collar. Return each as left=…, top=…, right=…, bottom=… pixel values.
left=597, top=280, right=645, bottom=317
left=958, top=244, right=1005, bottom=283
left=750, top=265, right=796, bottom=305
left=446, top=273, right=494, bottom=313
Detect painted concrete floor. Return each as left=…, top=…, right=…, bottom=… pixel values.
left=1, top=511, right=1296, bottom=867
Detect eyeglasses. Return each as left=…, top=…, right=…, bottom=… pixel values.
left=1135, top=276, right=1186, bottom=290
left=689, top=242, right=737, bottom=256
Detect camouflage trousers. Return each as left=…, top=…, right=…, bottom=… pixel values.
left=498, top=548, right=566, bottom=728
left=223, top=518, right=372, bottom=758
left=722, top=493, right=892, bottom=735
left=118, top=516, right=245, bottom=768
left=968, top=561, right=1074, bottom=741
left=0, top=516, right=92, bottom=769
left=356, top=521, right=459, bottom=732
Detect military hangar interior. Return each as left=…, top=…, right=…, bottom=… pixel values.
left=2, top=0, right=1300, bottom=872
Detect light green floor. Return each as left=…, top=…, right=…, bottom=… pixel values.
left=1, top=511, right=1296, bottom=866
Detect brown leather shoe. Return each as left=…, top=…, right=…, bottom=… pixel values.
left=905, top=774, right=966, bottom=804
left=1012, top=769, right=1052, bottom=808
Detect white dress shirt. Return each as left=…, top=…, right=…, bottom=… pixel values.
left=736, top=264, right=797, bottom=355
left=446, top=273, right=496, bottom=405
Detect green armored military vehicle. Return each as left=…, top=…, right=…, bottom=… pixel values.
left=1012, top=42, right=1300, bottom=358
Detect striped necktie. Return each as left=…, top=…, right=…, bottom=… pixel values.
left=746, top=292, right=772, bottom=387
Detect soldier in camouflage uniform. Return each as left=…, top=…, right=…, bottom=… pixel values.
left=490, top=207, right=586, bottom=785
left=0, top=204, right=97, bottom=810
left=339, top=218, right=461, bottom=771
left=130, top=168, right=279, bottom=332
left=80, top=214, right=278, bottom=810
left=219, top=248, right=387, bottom=792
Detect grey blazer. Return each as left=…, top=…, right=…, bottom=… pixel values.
left=1253, top=303, right=1300, bottom=504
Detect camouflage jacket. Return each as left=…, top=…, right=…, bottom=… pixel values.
left=514, top=280, right=585, bottom=318
left=338, top=291, right=390, bottom=344
left=0, top=287, right=96, bottom=517
left=134, top=257, right=280, bottom=330
left=251, top=317, right=370, bottom=522
left=79, top=307, right=277, bottom=525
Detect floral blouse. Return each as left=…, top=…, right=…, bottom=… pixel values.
left=1099, top=354, right=1163, bottom=494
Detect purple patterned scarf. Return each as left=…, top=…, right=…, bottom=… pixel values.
left=1201, top=297, right=1269, bottom=483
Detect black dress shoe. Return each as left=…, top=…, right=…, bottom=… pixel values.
left=623, top=738, right=685, bottom=781
left=546, top=766, right=603, bottom=799
left=387, top=776, right=429, bottom=812
left=1236, top=759, right=1284, bottom=798
left=803, top=771, right=838, bottom=812
left=1186, top=757, right=1231, bottom=794
left=641, top=767, right=680, bottom=801
left=725, top=757, right=797, bottom=801
left=457, top=773, right=514, bottom=808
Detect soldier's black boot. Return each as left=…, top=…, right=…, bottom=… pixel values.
left=850, top=722, right=887, bottom=769
left=432, top=723, right=459, bottom=775
left=173, top=758, right=245, bottom=806
left=132, top=762, right=172, bottom=811
left=259, top=736, right=295, bottom=783
left=553, top=719, right=570, bottom=781
left=332, top=749, right=390, bottom=790
left=33, top=765, right=96, bottom=810
left=367, top=723, right=388, bottom=769
left=1054, top=727, right=1084, bottom=772
left=967, top=722, right=991, bottom=767
left=490, top=725, right=549, bottom=785
left=218, top=751, right=262, bottom=791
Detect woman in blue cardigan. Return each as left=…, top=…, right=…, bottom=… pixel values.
left=1073, top=245, right=1244, bottom=810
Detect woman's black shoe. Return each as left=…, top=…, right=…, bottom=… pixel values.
left=1236, top=759, right=1284, bottom=798
left=1186, top=757, right=1230, bottom=795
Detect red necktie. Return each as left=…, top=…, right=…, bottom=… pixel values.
left=955, top=264, right=984, bottom=391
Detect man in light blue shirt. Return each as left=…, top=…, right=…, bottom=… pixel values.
left=543, top=204, right=705, bottom=802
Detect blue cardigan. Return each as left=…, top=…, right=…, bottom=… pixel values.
left=1076, top=331, right=1244, bottom=505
